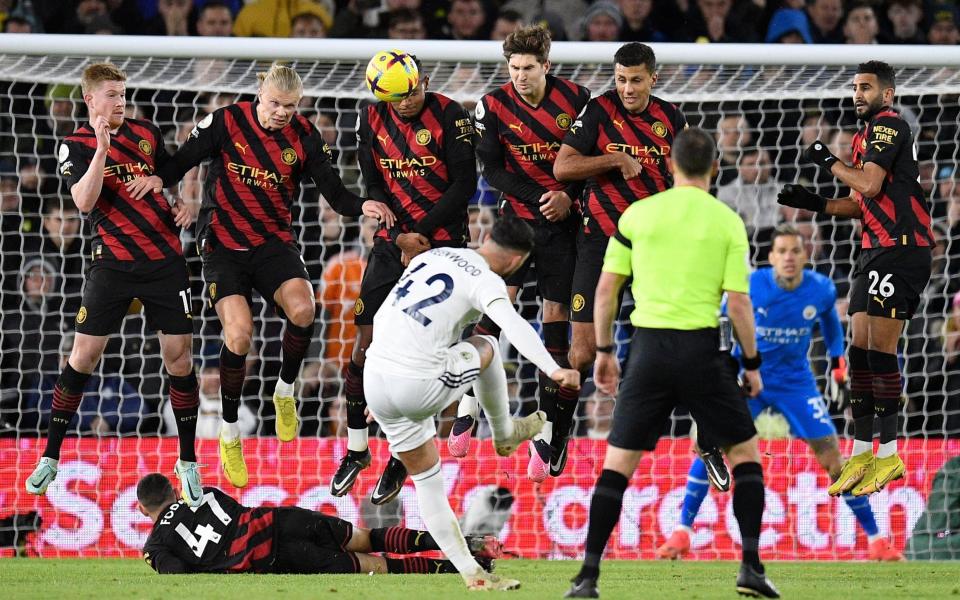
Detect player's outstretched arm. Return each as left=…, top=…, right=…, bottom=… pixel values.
left=483, top=297, right=575, bottom=386
left=777, top=185, right=862, bottom=219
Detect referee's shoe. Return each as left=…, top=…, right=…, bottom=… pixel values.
left=736, top=563, right=780, bottom=598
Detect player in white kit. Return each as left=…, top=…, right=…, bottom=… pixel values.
left=364, top=216, right=580, bottom=590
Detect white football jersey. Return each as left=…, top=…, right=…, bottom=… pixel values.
left=365, top=247, right=509, bottom=376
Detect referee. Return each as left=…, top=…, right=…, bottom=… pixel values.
left=565, top=128, right=779, bottom=599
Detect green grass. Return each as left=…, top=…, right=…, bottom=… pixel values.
left=2, top=559, right=958, bottom=599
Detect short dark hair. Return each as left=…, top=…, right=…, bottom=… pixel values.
left=136, top=473, right=177, bottom=511
left=672, top=127, right=716, bottom=178
left=502, top=24, right=551, bottom=63
left=770, top=223, right=805, bottom=246
left=856, top=60, right=896, bottom=90
left=387, top=8, right=423, bottom=29
left=614, top=42, right=656, bottom=73
left=199, top=0, right=232, bottom=16
left=490, top=215, right=535, bottom=254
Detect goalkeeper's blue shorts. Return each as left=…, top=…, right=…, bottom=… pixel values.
left=748, top=387, right=836, bottom=440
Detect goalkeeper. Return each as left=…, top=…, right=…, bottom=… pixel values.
left=137, top=473, right=501, bottom=575
left=659, top=225, right=902, bottom=562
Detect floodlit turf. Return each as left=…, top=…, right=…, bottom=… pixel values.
left=2, top=559, right=958, bottom=599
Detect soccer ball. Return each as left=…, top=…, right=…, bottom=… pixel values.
left=365, top=50, right=419, bottom=102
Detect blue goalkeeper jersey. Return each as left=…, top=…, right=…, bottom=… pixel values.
left=734, top=267, right=844, bottom=395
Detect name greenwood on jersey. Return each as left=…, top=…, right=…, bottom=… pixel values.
left=474, top=75, right=591, bottom=223
left=59, top=118, right=182, bottom=261
left=851, top=108, right=933, bottom=249
left=561, top=91, right=686, bottom=237
left=358, top=92, right=475, bottom=247
left=157, top=101, right=365, bottom=251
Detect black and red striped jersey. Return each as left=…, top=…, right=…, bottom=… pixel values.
left=58, top=118, right=183, bottom=261
left=474, top=75, right=591, bottom=223
left=561, top=91, right=686, bottom=237
left=851, top=109, right=933, bottom=249
left=142, top=487, right=276, bottom=574
left=357, top=92, right=475, bottom=247
left=157, top=101, right=365, bottom=251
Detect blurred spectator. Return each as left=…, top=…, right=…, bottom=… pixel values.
left=195, top=0, right=234, bottom=36
left=386, top=7, right=427, bottom=39
left=714, top=113, right=753, bottom=187
left=618, top=0, right=666, bottom=42
left=806, top=0, right=844, bottom=43
left=142, top=0, right=192, bottom=36
left=290, top=9, right=328, bottom=37
left=880, top=0, right=924, bottom=44
left=162, top=346, right=257, bottom=439
left=2, top=15, right=32, bottom=33
left=581, top=0, right=622, bottom=41
left=85, top=13, right=122, bottom=34
left=63, top=0, right=110, bottom=33
left=489, top=8, right=523, bottom=40
left=717, top=147, right=782, bottom=260
left=843, top=2, right=879, bottom=44
left=323, top=394, right=348, bottom=437
left=444, top=0, right=488, bottom=40
left=927, top=4, right=960, bottom=45
left=501, top=0, right=587, bottom=40
left=22, top=333, right=149, bottom=436
left=37, top=197, right=84, bottom=315
left=682, top=0, right=762, bottom=43
left=467, top=203, right=495, bottom=248
left=765, top=8, right=813, bottom=43
left=234, top=0, right=328, bottom=37
left=582, top=390, right=614, bottom=439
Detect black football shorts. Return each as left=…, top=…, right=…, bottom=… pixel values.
left=270, top=507, right=358, bottom=574
left=848, top=246, right=931, bottom=320
left=75, top=257, right=193, bottom=336
left=353, top=238, right=406, bottom=326
left=504, top=220, right=577, bottom=305
left=200, top=236, right=310, bottom=307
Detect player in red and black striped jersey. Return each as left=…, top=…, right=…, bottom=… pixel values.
left=331, top=54, right=476, bottom=504
left=25, top=63, right=204, bottom=508
left=128, top=66, right=395, bottom=490
left=136, top=473, right=501, bottom=575
left=446, top=26, right=591, bottom=483
left=552, top=42, right=687, bottom=394
left=778, top=60, right=933, bottom=497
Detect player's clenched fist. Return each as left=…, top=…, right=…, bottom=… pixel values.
left=550, top=368, right=581, bottom=391
left=615, top=152, right=642, bottom=180
left=777, top=184, right=826, bottom=213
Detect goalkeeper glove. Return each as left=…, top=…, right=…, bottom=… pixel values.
left=777, top=184, right=826, bottom=213
left=803, top=140, right=839, bottom=170
left=824, top=356, right=850, bottom=411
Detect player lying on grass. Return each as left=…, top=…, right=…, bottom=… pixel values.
left=136, top=473, right=501, bottom=575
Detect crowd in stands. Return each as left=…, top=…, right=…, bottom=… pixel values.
left=0, top=0, right=959, bottom=440
left=0, top=0, right=957, bottom=45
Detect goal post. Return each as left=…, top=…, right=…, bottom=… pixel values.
left=1, top=35, right=958, bottom=560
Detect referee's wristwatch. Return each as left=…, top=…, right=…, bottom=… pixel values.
left=741, top=352, right=762, bottom=371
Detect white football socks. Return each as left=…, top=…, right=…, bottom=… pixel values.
left=472, top=338, right=514, bottom=442
left=347, top=427, right=369, bottom=453
left=411, top=461, right=482, bottom=578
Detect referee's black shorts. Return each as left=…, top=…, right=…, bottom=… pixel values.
left=269, top=507, right=359, bottom=574
left=608, top=327, right=757, bottom=452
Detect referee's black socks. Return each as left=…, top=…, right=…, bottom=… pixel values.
left=578, top=469, right=629, bottom=581
left=732, top=462, right=765, bottom=571
left=848, top=345, right=875, bottom=447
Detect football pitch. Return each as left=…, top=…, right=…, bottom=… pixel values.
left=3, top=559, right=958, bottom=599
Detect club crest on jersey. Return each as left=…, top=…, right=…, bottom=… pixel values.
left=354, top=299, right=365, bottom=315
left=572, top=294, right=585, bottom=312
left=860, top=138, right=867, bottom=150
left=415, top=129, right=432, bottom=145
left=139, top=139, right=153, bottom=155
left=803, top=305, right=817, bottom=320
left=651, top=121, right=667, bottom=138
left=76, top=306, right=87, bottom=324
left=281, top=148, right=298, bottom=165
left=556, top=113, right=572, bottom=130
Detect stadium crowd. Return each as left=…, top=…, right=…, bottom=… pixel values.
left=0, top=1, right=959, bottom=443
left=1, top=0, right=959, bottom=46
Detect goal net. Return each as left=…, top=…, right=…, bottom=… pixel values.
left=1, top=36, right=958, bottom=560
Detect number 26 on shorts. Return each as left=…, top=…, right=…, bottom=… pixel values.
left=867, top=270, right=895, bottom=298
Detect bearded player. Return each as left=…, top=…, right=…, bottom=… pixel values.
left=777, top=60, right=933, bottom=496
